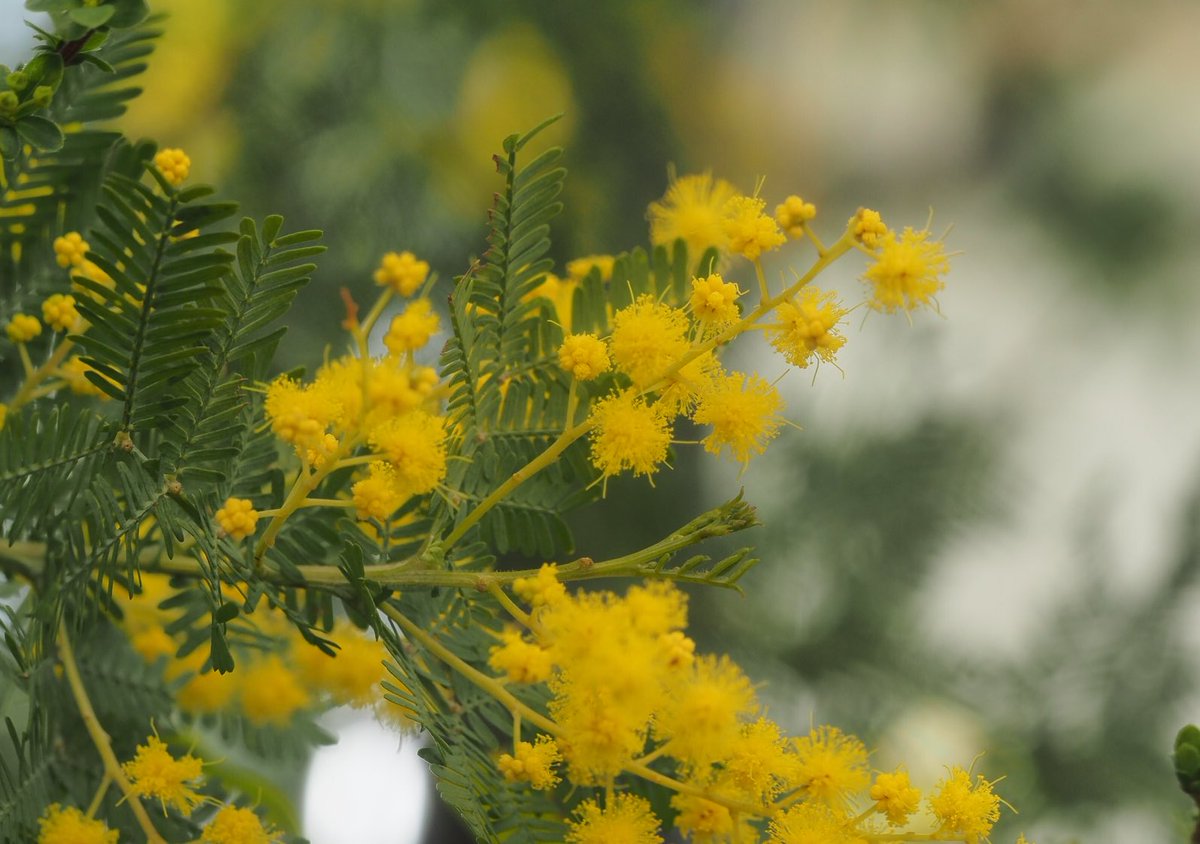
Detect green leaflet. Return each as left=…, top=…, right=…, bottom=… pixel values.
left=384, top=587, right=568, bottom=844
left=73, top=171, right=239, bottom=431
left=0, top=404, right=109, bottom=543
left=436, top=121, right=591, bottom=560
left=160, top=216, right=324, bottom=484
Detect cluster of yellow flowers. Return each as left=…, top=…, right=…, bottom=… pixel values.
left=485, top=564, right=1020, bottom=844
left=524, top=173, right=953, bottom=489
left=250, top=251, right=447, bottom=531
left=153, top=147, right=192, bottom=187
left=0, top=211, right=161, bottom=431
left=9, top=147, right=1009, bottom=841
left=1, top=145, right=192, bottom=425
left=37, top=736, right=277, bottom=844
left=116, top=574, right=394, bottom=723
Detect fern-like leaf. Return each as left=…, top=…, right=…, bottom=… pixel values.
left=158, top=215, right=323, bottom=483
left=437, top=122, right=592, bottom=558
left=0, top=404, right=110, bottom=543
left=73, top=172, right=239, bottom=434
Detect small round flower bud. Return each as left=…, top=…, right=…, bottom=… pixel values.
left=722, top=195, right=786, bottom=261
left=689, top=273, right=741, bottom=325
left=41, top=293, right=79, bottom=332
left=557, top=333, right=609, bottom=381
left=215, top=497, right=259, bottom=540
left=374, top=251, right=430, bottom=296
left=775, top=194, right=817, bottom=238
left=5, top=71, right=29, bottom=92
left=153, top=147, right=191, bottom=186
left=383, top=299, right=440, bottom=354
left=850, top=207, right=888, bottom=248
left=5, top=313, right=42, bottom=343
left=53, top=231, right=89, bottom=268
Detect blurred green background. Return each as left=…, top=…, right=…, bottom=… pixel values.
left=9, top=1, right=1200, bottom=841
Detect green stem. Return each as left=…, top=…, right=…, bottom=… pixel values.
left=8, top=495, right=745, bottom=591
left=487, top=581, right=531, bottom=628
left=804, top=223, right=827, bottom=257
left=9, top=336, right=73, bottom=410
left=382, top=602, right=768, bottom=818
left=382, top=602, right=559, bottom=735
left=442, top=418, right=592, bottom=549
left=85, top=773, right=110, bottom=819
left=59, top=622, right=166, bottom=844
left=754, top=259, right=770, bottom=300
left=360, top=287, right=394, bottom=338
left=441, top=232, right=854, bottom=550
left=253, top=438, right=360, bottom=571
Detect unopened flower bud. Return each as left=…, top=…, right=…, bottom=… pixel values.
left=0, top=90, right=18, bottom=118
left=5, top=70, right=29, bottom=92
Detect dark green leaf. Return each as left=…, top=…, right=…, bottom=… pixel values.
left=210, top=624, right=235, bottom=673
left=68, top=5, right=116, bottom=27
left=14, top=116, right=62, bottom=152
left=0, top=126, right=17, bottom=160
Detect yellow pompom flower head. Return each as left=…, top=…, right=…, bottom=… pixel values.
left=557, top=332, right=610, bottom=381
left=608, top=295, right=689, bottom=388
left=489, top=627, right=553, bottom=683
left=655, top=654, right=757, bottom=769
left=240, top=654, right=311, bottom=725
left=566, top=793, right=662, bottom=844
left=792, top=725, right=870, bottom=804
left=374, top=250, right=430, bottom=296
left=587, top=390, right=671, bottom=481
left=768, top=801, right=862, bottom=844
left=722, top=194, right=787, bottom=261
left=689, top=272, right=742, bottom=326
left=648, top=170, right=740, bottom=257
left=6, top=313, right=42, bottom=343
left=862, top=226, right=951, bottom=314
left=121, top=734, right=206, bottom=815
left=566, top=254, right=615, bottom=282
left=52, top=231, right=89, bottom=268
left=497, top=735, right=561, bottom=790
left=775, top=194, right=817, bottom=238
left=768, top=285, right=849, bottom=371
left=60, top=356, right=111, bottom=398
left=292, top=620, right=390, bottom=708
left=154, top=147, right=191, bottom=186
left=850, top=206, right=888, bottom=247
left=201, top=804, right=281, bottom=844
left=671, top=793, right=735, bottom=842
left=871, top=768, right=922, bottom=826
left=512, top=562, right=567, bottom=608
left=41, top=294, right=79, bottom=332
left=723, top=718, right=799, bottom=803
left=351, top=461, right=408, bottom=522
left=215, top=497, right=259, bottom=540
left=691, top=371, right=785, bottom=466
left=36, top=804, right=118, bottom=844
left=369, top=410, right=448, bottom=497
left=929, top=765, right=1003, bottom=842
left=383, top=298, right=440, bottom=354
left=264, top=375, right=341, bottom=456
